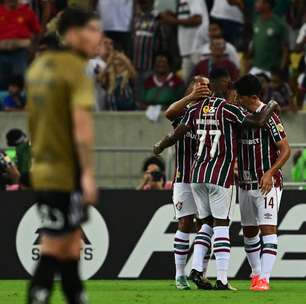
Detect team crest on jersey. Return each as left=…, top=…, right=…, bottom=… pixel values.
left=176, top=202, right=183, bottom=211
left=277, top=123, right=284, bottom=132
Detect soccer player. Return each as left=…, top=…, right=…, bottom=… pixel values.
left=163, top=77, right=212, bottom=290
left=154, top=84, right=278, bottom=291
left=26, top=8, right=102, bottom=304
left=235, top=75, right=291, bottom=291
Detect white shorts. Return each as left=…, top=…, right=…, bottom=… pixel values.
left=239, top=187, right=282, bottom=226
left=173, top=183, right=197, bottom=219
left=191, top=183, right=236, bottom=220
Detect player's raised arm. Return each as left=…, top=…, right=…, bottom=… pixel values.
left=260, top=114, right=291, bottom=195
left=164, top=77, right=210, bottom=121
left=243, top=100, right=279, bottom=128
left=153, top=124, right=191, bottom=155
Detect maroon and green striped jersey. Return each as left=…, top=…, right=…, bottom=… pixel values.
left=172, top=108, right=197, bottom=183
left=237, top=105, right=287, bottom=190
left=182, top=97, right=246, bottom=187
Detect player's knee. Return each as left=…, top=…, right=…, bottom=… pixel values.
left=243, top=226, right=259, bottom=238
left=214, top=218, right=229, bottom=226
left=260, top=225, right=277, bottom=236
left=178, top=215, right=194, bottom=232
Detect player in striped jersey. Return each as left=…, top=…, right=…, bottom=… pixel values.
left=154, top=82, right=278, bottom=290
left=164, top=77, right=212, bottom=290
left=234, top=75, right=291, bottom=291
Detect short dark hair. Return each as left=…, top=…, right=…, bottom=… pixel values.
left=264, top=0, right=275, bottom=9
left=6, top=129, right=27, bottom=147
left=8, top=75, right=24, bottom=89
left=209, top=68, right=230, bottom=81
left=209, top=19, right=223, bottom=30
left=234, top=74, right=262, bottom=96
left=154, top=51, right=172, bottom=66
left=142, top=156, right=165, bottom=173
left=38, top=33, right=60, bottom=50
left=57, top=7, right=99, bottom=36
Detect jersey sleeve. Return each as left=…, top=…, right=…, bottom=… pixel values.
left=69, top=58, right=95, bottom=111
left=266, top=113, right=287, bottom=143
left=222, top=103, right=246, bottom=125
left=189, top=0, right=206, bottom=16
left=181, top=106, right=197, bottom=129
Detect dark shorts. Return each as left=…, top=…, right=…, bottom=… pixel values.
left=35, top=191, right=89, bottom=236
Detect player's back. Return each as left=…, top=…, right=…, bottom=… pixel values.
left=172, top=108, right=197, bottom=183
left=26, top=50, right=94, bottom=191
left=184, top=97, right=246, bottom=187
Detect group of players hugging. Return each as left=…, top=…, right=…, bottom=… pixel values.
left=154, top=70, right=291, bottom=291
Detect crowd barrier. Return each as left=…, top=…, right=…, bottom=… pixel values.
left=1, top=190, right=306, bottom=279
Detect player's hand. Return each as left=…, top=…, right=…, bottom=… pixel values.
left=189, top=83, right=211, bottom=101
left=81, top=171, right=98, bottom=205
left=260, top=171, right=273, bottom=196
left=153, top=142, right=163, bottom=155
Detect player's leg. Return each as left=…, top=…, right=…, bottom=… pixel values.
left=209, top=184, right=237, bottom=291
left=190, top=183, right=213, bottom=290
left=28, top=191, right=88, bottom=304
left=173, top=183, right=197, bottom=290
left=239, top=188, right=261, bottom=288
left=255, top=187, right=282, bottom=291
left=195, top=218, right=213, bottom=280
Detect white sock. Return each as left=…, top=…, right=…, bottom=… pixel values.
left=213, top=226, right=231, bottom=285
left=192, top=224, right=213, bottom=273
left=202, top=247, right=211, bottom=278
left=261, top=234, right=278, bottom=282
left=174, top=231, right=190, bottom=278
left=244, top=234, right=261, bottom=276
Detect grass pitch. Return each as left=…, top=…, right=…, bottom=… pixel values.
left=1, top=280, right=305, bottom=304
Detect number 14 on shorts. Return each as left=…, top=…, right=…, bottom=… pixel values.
left=264, top=197, right=274, bottom=209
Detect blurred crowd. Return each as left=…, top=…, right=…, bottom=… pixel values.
left=0, top=0, right=306, bottom=113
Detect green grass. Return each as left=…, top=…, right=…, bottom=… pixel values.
left=1, top=280, right=305, bottom=304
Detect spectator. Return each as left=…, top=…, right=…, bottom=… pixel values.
left=133, top=0, right=162, bottom=104
left=199, top=20, right=241, bottom=68
left=87, top=36, right=112, bottom=111
left=0, top=0, right=41, bottom=90
left=0, top=150, right=20, bottom=190
left=249, top=0, right=289, bottom=75
left=192, top=37, right=240, bottom=81
left=297, top=72, right=306, bottom=109
left=141, top=53, right=185, bottom=109
left=210, top=0, right=244, bottom=50
left=97, top=0, right=133, bottom=55
left=160, top=0, right=209, bottom=82
left=101, top=51, right=136, bottom=111
left=133, top=0, right=161, bottom=74
left=137, top=156, right=171, bottom=190
left=3, top=75, right=26, bottom=111
left=269, top=70, right=296, bottom=112
left=20, top=0, right=53, bottom=30
left=6, top=128, right=31, bottom=187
